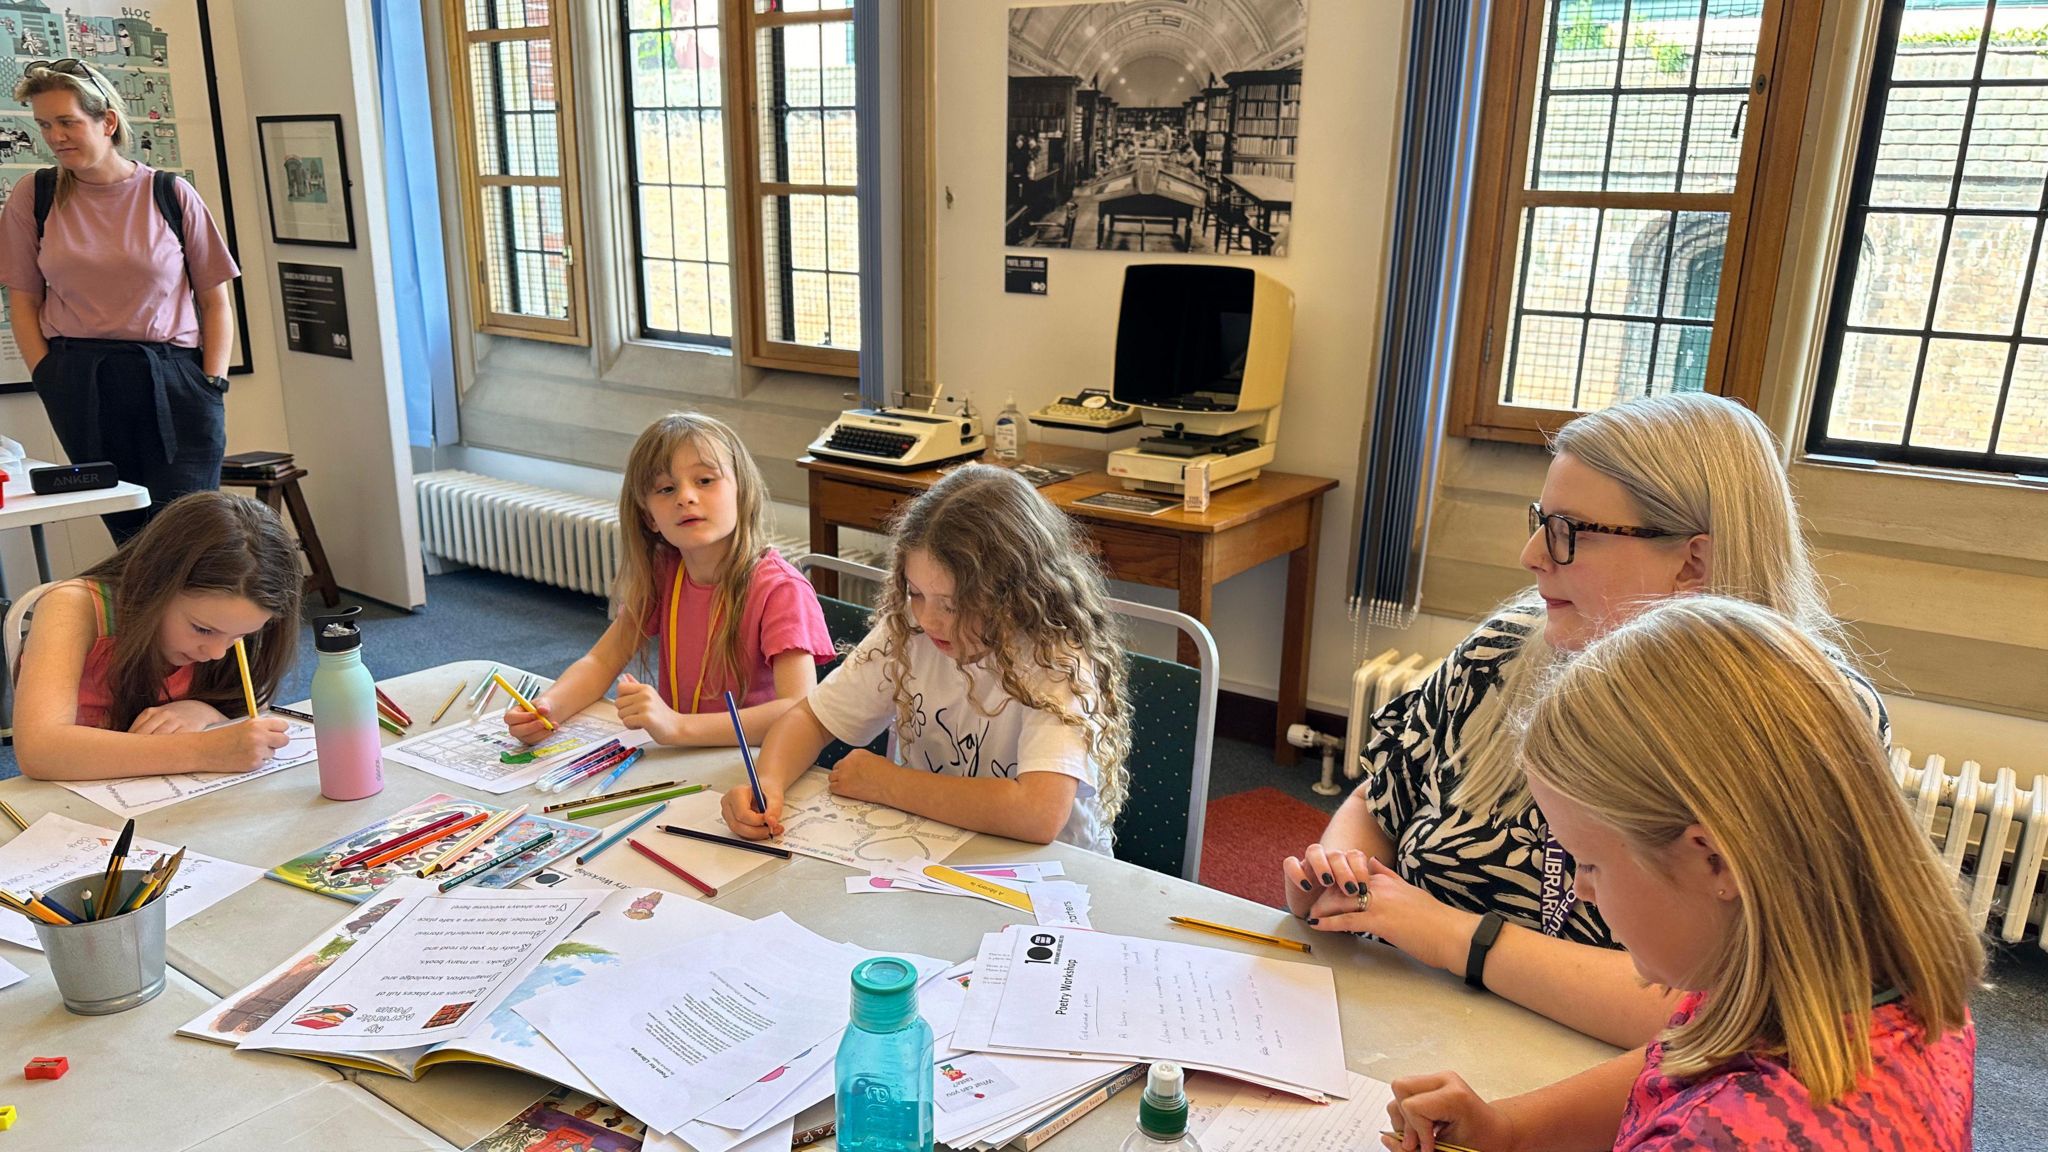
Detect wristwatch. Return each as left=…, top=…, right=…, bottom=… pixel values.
left=204, top=373, right=229, bottom=393
left=1465, top=911, right=1506, bottom=990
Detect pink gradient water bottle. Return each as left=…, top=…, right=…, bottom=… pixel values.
left=311, top=607, right=384, bottom=801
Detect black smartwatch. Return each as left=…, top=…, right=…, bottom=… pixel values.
left=1464, top=911, right=1506, bottom=990
left=204, top=373, right=230, bottom=393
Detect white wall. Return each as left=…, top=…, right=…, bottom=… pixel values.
left=231, top=0, right=422, bottom=609
left=935, top=0, right=1410, bottom=710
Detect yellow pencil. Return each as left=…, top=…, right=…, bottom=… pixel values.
left=491, top=672, right=554, bottom=731
left=430, top=681, right=466, bottom=724
left=1383, top=1132, right=1486, bottom=1152
left=232, top=637, right=258, bottom=720
left=0, top=797, right=27, bottom=831
left=1167, top=915, right=1312, bottom=954
left=417, top=803, right=529, bottom=877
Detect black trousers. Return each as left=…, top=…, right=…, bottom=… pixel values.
left=32, top=337, right=226, bottom=545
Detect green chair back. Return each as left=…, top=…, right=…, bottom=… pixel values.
left=1111, top=648, right=1208, bottom=879
left=813, top=591, right=890, bottom=767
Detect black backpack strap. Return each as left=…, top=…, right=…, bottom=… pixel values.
left=152, top=170, right=186, bottom=251
left=32, top=167, right=55, bottom=241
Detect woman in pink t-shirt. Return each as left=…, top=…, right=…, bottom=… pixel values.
left=505, top=413, right=835, bottom=749
left=0, top=59, right=241, bottom=543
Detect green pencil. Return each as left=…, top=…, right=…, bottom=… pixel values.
left=563, top=783, right=705, bottom=820
left=438, top=829, right=556, bottom=892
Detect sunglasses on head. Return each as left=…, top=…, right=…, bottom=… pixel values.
left=25, top=58, right=113, bottom=105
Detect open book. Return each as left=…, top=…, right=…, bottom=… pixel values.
left=180, top=886, right=746, bottom=1086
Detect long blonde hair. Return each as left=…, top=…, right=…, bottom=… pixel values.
left=1455, top=393, right=1848, bottom=813
left=1520, top=597, right=1980, bottom=1102
left=12, top=60, right=133, bottom=213
left=613, top=414, right=771, bottom=705
left=864, top=464, right=1134, bottom=821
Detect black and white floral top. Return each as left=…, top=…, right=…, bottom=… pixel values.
left=1360, top=602, right=1891, bottom=948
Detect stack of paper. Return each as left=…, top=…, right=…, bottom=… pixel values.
left=0, top=814, right=260, bottom=950
left=952, top=925, right=1351, bottom=1103
left=845, top=859, right=1093, bottom=928
left=1195, top=1071, right=1399, bottom=1151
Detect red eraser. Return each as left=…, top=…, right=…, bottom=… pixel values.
left=23, top=1056, right=66, bottom=1080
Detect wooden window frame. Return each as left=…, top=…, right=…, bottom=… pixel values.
left=1449, top=1, right=1822, bottom=444
left=725, top=2, right=861, bottom=378
left=444, top=0, right=590, bottom=345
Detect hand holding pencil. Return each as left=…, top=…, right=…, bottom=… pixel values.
left=1381, top=1070, right=1509, bottom=1152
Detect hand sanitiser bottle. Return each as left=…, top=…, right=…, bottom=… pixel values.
left=1119, top=1062, right=1204, bottom=1151
left=994, top=394, right=1022, bottom=459
left=836, top=956, right=935, bottom=1152
left=310, top=606, right=384, bottom=801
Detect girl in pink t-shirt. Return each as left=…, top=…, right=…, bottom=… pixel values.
left=0, top=60, right=242, bottom=544
left=507, top=413, right=834, bottom=748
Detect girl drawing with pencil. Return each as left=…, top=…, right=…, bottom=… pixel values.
left=721, top=464, right=1133, bottom=851
left=13, top=491, right=302, bottom=780
left=1383, top=599, right=1979, bottom=1152
left=507, top=413, right=834, bottom=748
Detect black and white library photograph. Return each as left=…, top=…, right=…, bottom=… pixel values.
left=1005, top=0, right=1306, bottom=255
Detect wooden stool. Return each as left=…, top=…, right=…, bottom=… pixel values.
left=221, top=466, right=342, bottom=607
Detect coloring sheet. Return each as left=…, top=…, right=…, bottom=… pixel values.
left=56, top=721, right=317, bottom=817
left=0, top=814, right=260, bottom=949
left=233, top=889, right=602, bottom=1054
left=386, top=706, right=648, bottom=794
left=774, top=769, right=975, bottom=868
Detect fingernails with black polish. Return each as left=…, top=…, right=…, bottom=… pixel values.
left=1321, top=873, right=1334, bottom=885
left=1299, top=879, right=1313, bottom=892
left=1306, top=918, right=1319, bottom=926
left=1345, top=882, right=1360, bottom=895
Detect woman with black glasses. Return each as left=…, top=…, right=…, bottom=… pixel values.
left=0, top=58, right=240, bottom=543
left=1278, top=392, right=1889, bottom=1048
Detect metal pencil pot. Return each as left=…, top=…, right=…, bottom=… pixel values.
left=29, top=873, right=168, bottom=1015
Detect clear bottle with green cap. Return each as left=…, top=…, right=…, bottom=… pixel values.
left=1119, top=1062, right=1204, bottom=1150
left=836, top=956, right=935, bottom=1151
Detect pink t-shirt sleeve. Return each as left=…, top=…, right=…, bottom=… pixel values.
left=171, top=176, right=239, bottom=294
left=0, top=182, right=47, bottom=297
left=751, top=560, right=836, bottom=666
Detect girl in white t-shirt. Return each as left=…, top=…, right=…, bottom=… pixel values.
left=721, top=464, right=1133, bottom=852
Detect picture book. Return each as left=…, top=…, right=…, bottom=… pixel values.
left=461, top=1087, right=648, bottom=1152
left=267, top=793, right=596, bottom=902
left=180, top=887, right=748, bottom=1084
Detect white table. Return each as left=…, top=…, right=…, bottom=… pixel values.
left=0, top=660, right=1620, bottom=1148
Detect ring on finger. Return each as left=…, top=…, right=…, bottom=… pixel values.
left=1356, top=890, right=1370, bottom=913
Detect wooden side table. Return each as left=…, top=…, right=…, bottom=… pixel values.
left=220, top=466, right=343, bottom=608
left=800, top=446, right=1337, bottom=766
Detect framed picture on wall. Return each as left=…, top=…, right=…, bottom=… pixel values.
left=256, top=114, right=355, bottom=248
left=0, top=0, right=253, bottom=392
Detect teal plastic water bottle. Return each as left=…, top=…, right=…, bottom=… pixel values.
left=310, top=607, right=383, bottom=801
left=835, top=956, right=934, bottom=1152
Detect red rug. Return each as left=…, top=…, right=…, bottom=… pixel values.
left=1199, top=787, right=1335, bottom=909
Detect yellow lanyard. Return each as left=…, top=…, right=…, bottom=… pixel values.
left=666, top=561, right=723, bottom=714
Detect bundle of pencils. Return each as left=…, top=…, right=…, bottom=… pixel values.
left=375, top=687, right=412, bottom=736
left=0, top=820, right=186, bottom=925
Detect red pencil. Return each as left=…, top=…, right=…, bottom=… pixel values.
left=628, top=839, right=717, bottom=897
left=350, top=811, right=488, bottom=871
left=373, top=687, right=413, bottom=727
left=332, top=812, right=469, bottom=870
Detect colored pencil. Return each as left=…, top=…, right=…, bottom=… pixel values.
left=659, top=825, right=793, bottom=860
left=144, top=846, right=187, bottom=907
left=373, top=686, right=413, bottom=727
left=1382, top=1132, right=1485, bottom=1152
left=475, top=681, right=499, bottom=715
left=95, top=818, right=135, bottom=920
left=791, top=1120, right=836, bottom=1147
left=492, top=673, right=554, bottom=731
left=377, top=699, right=410, bottom=727
left=539, top=749, right=626, bottom=796
left=348, top=811, right=488, bottom=872
left=567, top=748, right=642, bottom=797
left=31, top=891, right=82, bottom=924
left=430, top=681, right=466, bottom=724
left=0, top=797, right=27, bottom=831
left=4, top=896, right=66, bottom=926
left=584, top=744, right=644, bottom=797
left=231, top=637, right=258, bottom=720
left=332, top=811, right=472, bottom=870
left=628, top=838, right=717, bottom=896
left=562, top=783, right=704, bottom=820
left=537, top=739, right=625, bottom=790
left=1167, top=915, right=1312, bottom=955
left=575, top=801, right=668, bottom=865
left=439, top=830, right=555, bottom=892
left=467, top=666, right=499, bottom=704
left=378, top=714, right=405, bottom=737
left=724, top=690, right=766, bottom=813
left=418, top=804, right=529, bottom=877
left=543, top=777, right=689, bottom=813
left=269, top=704, right=316, bottom=723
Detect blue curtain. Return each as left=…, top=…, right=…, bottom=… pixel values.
left=1351, top=0, right=1491, bottom=626
left=373, top=0, right=457, bottom=448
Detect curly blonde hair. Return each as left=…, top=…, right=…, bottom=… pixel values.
left=863, top=464, right=1134, bottom=822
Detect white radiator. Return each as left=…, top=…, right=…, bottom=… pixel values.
left=1340, top=649, right=1435, bottom=787
left=413, top=470, right=868, bottom=602
left=1894, top=748, right=2048, bottom=952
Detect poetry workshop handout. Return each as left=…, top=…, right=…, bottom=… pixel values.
left=956, top=925, right=1349, bottom=1100
left=56, top=721, right=318, bottom=817
left=386, top=705, right=648, bottom=794
left=0, top=814, right=260, bottom=950
left=233, top=889, right=603, bottom=1053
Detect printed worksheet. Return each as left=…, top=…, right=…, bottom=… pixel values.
left=233, top=889, right=602, bottom=1053
left=386, top=706, right=648, bottom=794
left=1199, top=1071, right=1398, bottom=1152
left=961, top=926, right=1350, bottom=1100
left=57, top=720, right=317, bottom=817
left=773, top=769, right=975, bottom=867
left=0, top=814, right=261, bottom=950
